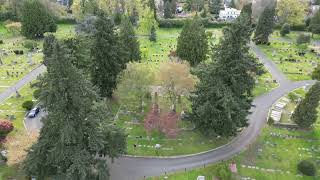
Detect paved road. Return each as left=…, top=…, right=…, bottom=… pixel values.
left=109, top=45, right=315, bottom=180
left=0, top=65, right=46, bottom=103
left=0, top=45, right=315, bottom=180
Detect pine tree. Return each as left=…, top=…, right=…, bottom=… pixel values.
left=164, top=0, right=173, bottom=19
left=209, top=0, right=221, bottom=15
left=253, top=5, right=276, bottom=44
left=238, top=3, right=253, bottom=40
left=176, top=16, right=208, bottom=66
left=90, top=11, right=128, bottom=98
left=119, top=17, right=141, bottom=62
left=149, top=25, right=157, bottom=42
left=292, top=82, right=320, bottom=128
left=23, top=40, right=126, bottom=179
left=21, top=0, right=57, bottom=39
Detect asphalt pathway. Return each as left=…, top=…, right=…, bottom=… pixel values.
left=108, top=44, right=315, bottom=180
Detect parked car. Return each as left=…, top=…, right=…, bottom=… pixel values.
left=27, top=107, right=40, bottom=118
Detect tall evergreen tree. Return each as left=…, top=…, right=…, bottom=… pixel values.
left=164, top=0, right=173, bottom=19
left=188, top=12, right=261, bottom=137
left=119, top=17, right=141, bottom=62
left=149, top=25, right=157, bottom=42
left=176, top=16, right=208, bottom=66
left=209, top=0, right=221, bottom=15
left=21, top=0, right=57, bottom=39
left=253, top=5, right=276, bottom=44
left=309, top=10, right=320, bottom=37
left=23, top=40, right=126, bottom=179
left=90, top=11, right=128, bottom=98
left=43, top=34, right=56, bottom=66
left=292, top=82, right=320, bottom=128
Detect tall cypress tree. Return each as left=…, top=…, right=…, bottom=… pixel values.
left=23, top=40, right=126, bottom=179
left=119, top=17, right=141, bottom=62
left=91, top=11, right=128, bottom=98
left=176, top=16, right=208, bottom=66
left=209, top=0, right=221, bottom=15
left=43, top=34, right=56, bottom=66
left=253, top=5, right=276, bottom=44
left=292, top=82, right=320, bottom=128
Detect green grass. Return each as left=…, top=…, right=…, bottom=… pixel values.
left=253, top=71, right=278, bottom=97
left=258, top=39, right=320, bottom=81
left=155, top=88, right=320, bottom=180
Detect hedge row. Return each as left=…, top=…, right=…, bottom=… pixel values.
left=157, top=18, right=231, bottom=28
left=56, top=16, right=77, bottom=24
left=274, top=24, right=307, bottom=31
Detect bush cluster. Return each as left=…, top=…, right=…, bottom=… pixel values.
left=22, top=100, right=34, bottom=111
left=296, top=34, right=311, bottom=45
left=0, top=120, right=14, bottom=137
left=297, top=160, right=317, bottom=176
left=157, top=18, right=230, bottom=28
left=13, top=50, right=24, bottom=55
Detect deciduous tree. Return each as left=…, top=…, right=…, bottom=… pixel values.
left=276, top=0, right=307, bottom=26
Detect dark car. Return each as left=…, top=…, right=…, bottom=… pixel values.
left=27, top=107, right=40, bottom=118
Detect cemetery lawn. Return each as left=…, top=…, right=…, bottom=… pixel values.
left=258, top=39, right=320, bottom=81
left=253, top=71, right=278, bottom=97
left=0, top=83, right=37, bottom=180
left=151, top=89, right=320, bottom=180
left=0, top=23, right=75, bottom=93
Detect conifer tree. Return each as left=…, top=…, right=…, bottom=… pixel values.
left=176, top=16, right=208, bottom=66
left=149, top=25, right=157, bottom=42
left=90, top=11, right=128, bottom=98
left=23, top=40, right=126, bottom=179
left=188, top=12, right=261, bottom=137
left=253, top=5, right=276, bottom=44
left=43, top=34, right=56, bottom=66
left=292, top=82, right=320, bottom=128
left=209, top=0, right=221, bottom=15
left=164, top=0, right=173, bottom=19
left=119, top=17, right=141, bottom=62
left=21, top=0, right=57, bottom=39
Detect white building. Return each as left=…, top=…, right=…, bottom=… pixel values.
left=219, top=5, right=241, bottom=21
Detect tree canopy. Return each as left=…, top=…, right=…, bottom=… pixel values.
left=23, top=38, right=126, bottom=179
left=253, top=5, right=276, bottom=44
left=176, top=16, right=208, bottom=66
left=276, top=0, right=307, bottom=26
left=21, top=0, right=57, bottom=39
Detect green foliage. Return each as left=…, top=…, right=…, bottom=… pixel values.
left=309, top=10, right=320, bottom=35
left=23, top=40, right=38, bottom=50
left=90, top=11, right=128, bottom=98
left=214, top=164, right=233, bottom=180
left=43, top=34, right=56, bottom=66
left=280, top=23, right=290, bottom=37
left=119, top=17, right=141, bottom=62
left=157, top=17, right=230, bottom=28
left=209, top=0, right=221, bottom=15
left=267, top=117, right=274, bottom=125
left=292, top=82, right=320, bottom=128
left=22, top=100, right=34, bottom=111
left=189, top=14, right=260, bottom=137
left=297, top=160, right=317, bottom=176
left=276, top=0, right=307, bottom=26
left=21, top=0, right=57, bottom=39
left=23, top=39, right=126, bottom=179
left=296, top=34, right=310, bottom=45
left=149, top=25, right=157, bottom=42
left=254, top=5, right=276, bottom=44
left=33, top=89, right=41, bottom=99
left=176, top=16, right=208, bottom=66
left=164, top=1, right=173, bottom=19
left=312, top=64, right=320, bottom=81
left=0, top=120, right=14, bottom=137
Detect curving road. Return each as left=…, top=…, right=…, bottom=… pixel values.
left=108, top=44, right=315, bottom=180
left=0, top=45, right=315, bottom=180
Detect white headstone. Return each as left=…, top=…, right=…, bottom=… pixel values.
left=197, top=176, right=205, bottom=180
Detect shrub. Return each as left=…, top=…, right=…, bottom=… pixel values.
left=0, top=40, right=3, bottom=44
left=297, top=160, right=317, bottom=176
left=24, top=40, right=38, bottom=50
left=22, top=100, right=34, bottom=111
left=0, top=120, right=14, bottom=137
left=280, top=23, right=290, bottom=36
left=296, top=34, right=311, bottom=45
left=33, top=89, right=41, bottom=99
left=268, top=117, right=274, bottom=125
left=157, top=18, right=230, bottom=28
